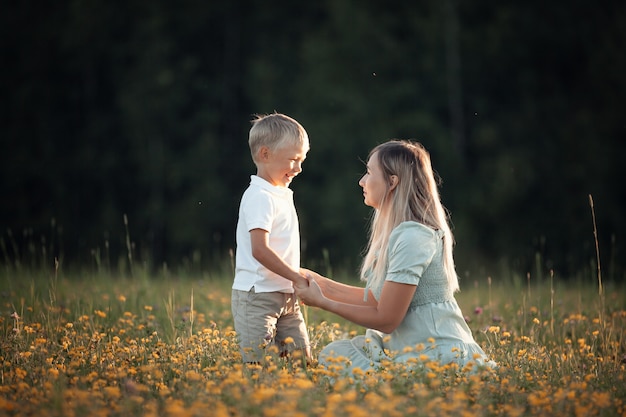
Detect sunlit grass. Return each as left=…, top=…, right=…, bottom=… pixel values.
left=1, top=265, right=625, bottom=416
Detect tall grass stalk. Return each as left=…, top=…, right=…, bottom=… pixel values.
left=49, top=258, right=59, bottom=308
left=549, top=269, right=554, bottom=337
left=588, top=195, right=603, bottom=296
left=487, top=276, right=492, bottom=313
left=228, top=248, right=235, bottom=277
left=123, top=213, right=134, bottom=278
left=5, top=229, right=20, bottom=269
left=589, top=194, right=606, bottom=329
left=165, top=290, right=176, bottom=342
left=189, top=288, right=194, bottom=339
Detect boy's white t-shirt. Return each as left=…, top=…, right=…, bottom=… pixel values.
left=233, top=175, right=300, bottom=293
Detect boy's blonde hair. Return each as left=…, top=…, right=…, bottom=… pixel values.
left=360, top=140, right=459, bottom=296
left=249, top=113, right=309, bottom=163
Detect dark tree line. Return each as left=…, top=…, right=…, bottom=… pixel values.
left=2, top=0, right=625, bottom=281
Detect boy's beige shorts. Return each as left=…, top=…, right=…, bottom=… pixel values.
left=231, top=287, right=310, bottom=363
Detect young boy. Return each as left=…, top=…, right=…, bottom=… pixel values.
left=231, top=113, right=311, bottom=363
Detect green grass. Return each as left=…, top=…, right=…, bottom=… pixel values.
left=1, top=263, right=625, bottom=416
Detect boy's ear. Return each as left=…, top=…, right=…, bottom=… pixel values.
left=258, top=146, right=270, bottom=161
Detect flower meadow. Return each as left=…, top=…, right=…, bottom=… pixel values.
left=1, top=267, right=625, bottom=417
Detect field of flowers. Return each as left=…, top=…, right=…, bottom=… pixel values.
left=1, top=266, right=625, bottom=416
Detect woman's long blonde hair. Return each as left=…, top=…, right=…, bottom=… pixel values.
left=360, top=140, right=459, bottom=294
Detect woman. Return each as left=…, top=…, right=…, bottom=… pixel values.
left=297, top=140, right=495, bottom=372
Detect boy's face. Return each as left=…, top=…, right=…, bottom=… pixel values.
left=257, top=141, right=308, bottom=187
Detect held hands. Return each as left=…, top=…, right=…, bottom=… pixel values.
left=293, top=270, right=310, bottom=292
left=295, top=268, right=326, bottom=308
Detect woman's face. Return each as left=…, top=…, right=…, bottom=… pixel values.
left=359, top=151, right=389, bottom=209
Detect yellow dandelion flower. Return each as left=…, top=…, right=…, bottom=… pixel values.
left=293, top=378, right=314, bottom=389
left=532, top=318, right=540, bottom=325
left=429, top=379, right=441, bottom=389
left=343, top=404, right=369, bottom=417
left=251, top=387, right=276, bottom=403
left=528, top=392, right=548, bottom=407
left=144, top=305, right=153, bottom=311
left=591, top=391, right=611, bottom=408
left=117, top=295, right=126, bottom=302
left=185, top=370, right=201, bottom=381
left=343, top=390, right=358, bottom=402
left=283, top=336, right=294, bottom=345
left=103, top=386, right=121, bottom=399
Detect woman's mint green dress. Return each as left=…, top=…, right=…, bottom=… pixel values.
left=319, top=221, right=496, bottom=372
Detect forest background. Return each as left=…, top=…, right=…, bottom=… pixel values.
left=2, top=0, right=625, bottom=282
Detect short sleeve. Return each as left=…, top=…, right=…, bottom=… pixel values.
left=386, top=222, right=438, bottom=286
left=241, top=190, right=274, bottom=232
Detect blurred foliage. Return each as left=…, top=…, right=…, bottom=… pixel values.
left=1, top=0, right=625, bottom=280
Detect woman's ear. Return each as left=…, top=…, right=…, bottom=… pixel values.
left=389, top=175, right=399, bottom=191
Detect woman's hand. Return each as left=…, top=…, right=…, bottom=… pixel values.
left=295, top=273, right=326, bottom=308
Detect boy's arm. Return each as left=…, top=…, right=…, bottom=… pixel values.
left=249, top=228, right=308, bottom=289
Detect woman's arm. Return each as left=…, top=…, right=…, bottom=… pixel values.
left=301, top=268, right=376, bottom=306
left=297, top=278, right=416, bottom=334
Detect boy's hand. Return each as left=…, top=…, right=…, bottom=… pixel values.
left=293, top=272, right=309, bottom=291
left=300, top=268, right=328, bottom=293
